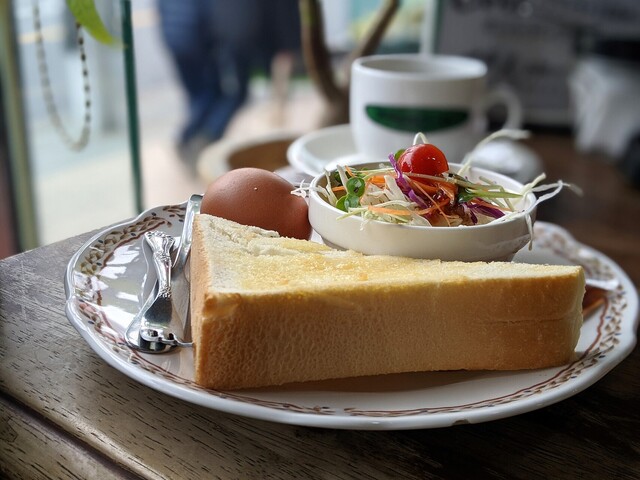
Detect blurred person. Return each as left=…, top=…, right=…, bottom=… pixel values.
left=156, top=0, right=301, bottom=169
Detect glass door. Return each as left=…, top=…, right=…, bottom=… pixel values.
left=4, top=0, right=141, bottom=248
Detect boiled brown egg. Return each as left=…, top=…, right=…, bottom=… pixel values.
left=201, top=167, right=312, bottom=240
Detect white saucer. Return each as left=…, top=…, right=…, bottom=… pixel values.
left=287, top=124, right=544, bottom=183
left=287, top=124, right=379, bottom=177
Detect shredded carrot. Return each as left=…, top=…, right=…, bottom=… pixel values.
left=439, top=181, right=458, bottom=203
left=367, top=197, right=450, bottom=218
left=405, top=175, right=457, bottom=201
left=413, top=185, right=452, bottom=226
left=332, top=185, right=346, bottom=193
left=367, top=205, right=413, bottom=216
left=367, top=175, right=388, bottom=187
left=407, top=177, right=438, bottom=195
left=418, top=198, right=450, bottom=217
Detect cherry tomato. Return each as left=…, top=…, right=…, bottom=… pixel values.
left=397, top=144, right=449, bottom=177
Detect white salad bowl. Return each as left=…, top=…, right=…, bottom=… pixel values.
left=308, top=162, right=538, bottom=262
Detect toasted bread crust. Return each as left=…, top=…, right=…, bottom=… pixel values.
left=191, top=215, right=584, bottom=390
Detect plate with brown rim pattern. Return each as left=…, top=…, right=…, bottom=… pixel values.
left=64, top=201, right=638, bottom=430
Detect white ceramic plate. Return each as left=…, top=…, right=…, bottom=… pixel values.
left=287, top=124, right=544, bottom=183
left=65, top=202, right=638, bottom=430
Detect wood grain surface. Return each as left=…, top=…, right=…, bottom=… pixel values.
left=1, top=133, right=639, bottom=479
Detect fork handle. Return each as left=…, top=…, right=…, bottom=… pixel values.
left=144, top=231, right=174, bottom=298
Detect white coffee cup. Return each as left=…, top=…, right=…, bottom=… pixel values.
left=350, top=53, right=522, bottom=162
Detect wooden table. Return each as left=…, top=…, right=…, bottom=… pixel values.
left=1, top=133, right=638, bottom=479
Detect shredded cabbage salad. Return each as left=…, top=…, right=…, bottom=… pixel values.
left=294, top=130, right=580, bottom=231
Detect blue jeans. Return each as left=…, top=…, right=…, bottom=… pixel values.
left=156, top=0, right=300, bottom=146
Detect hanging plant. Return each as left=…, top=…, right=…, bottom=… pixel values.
left=66, top=0, right=121, bottom=46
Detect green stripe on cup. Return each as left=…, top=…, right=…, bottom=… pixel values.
left=365, top=105, right=469, bottom=133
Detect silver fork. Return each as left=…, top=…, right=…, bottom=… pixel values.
left=124, top=195, right=201, bottom=352
left=124, top=230, right=176, bottom=353
left=137, top=230, right=189, bottom=346
left=139, top=194, right=202, bottom=346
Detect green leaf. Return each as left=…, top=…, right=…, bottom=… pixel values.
left=66, top=0, right=121, bottom=46
left=336, top=194, right=360, bottom=211
left=346, top=176, right=366, bottom=197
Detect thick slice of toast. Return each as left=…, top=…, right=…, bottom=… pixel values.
left=190, top=214, right=585, bottom=390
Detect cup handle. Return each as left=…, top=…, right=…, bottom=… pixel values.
left=483, top=84, right=524, bottom=130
